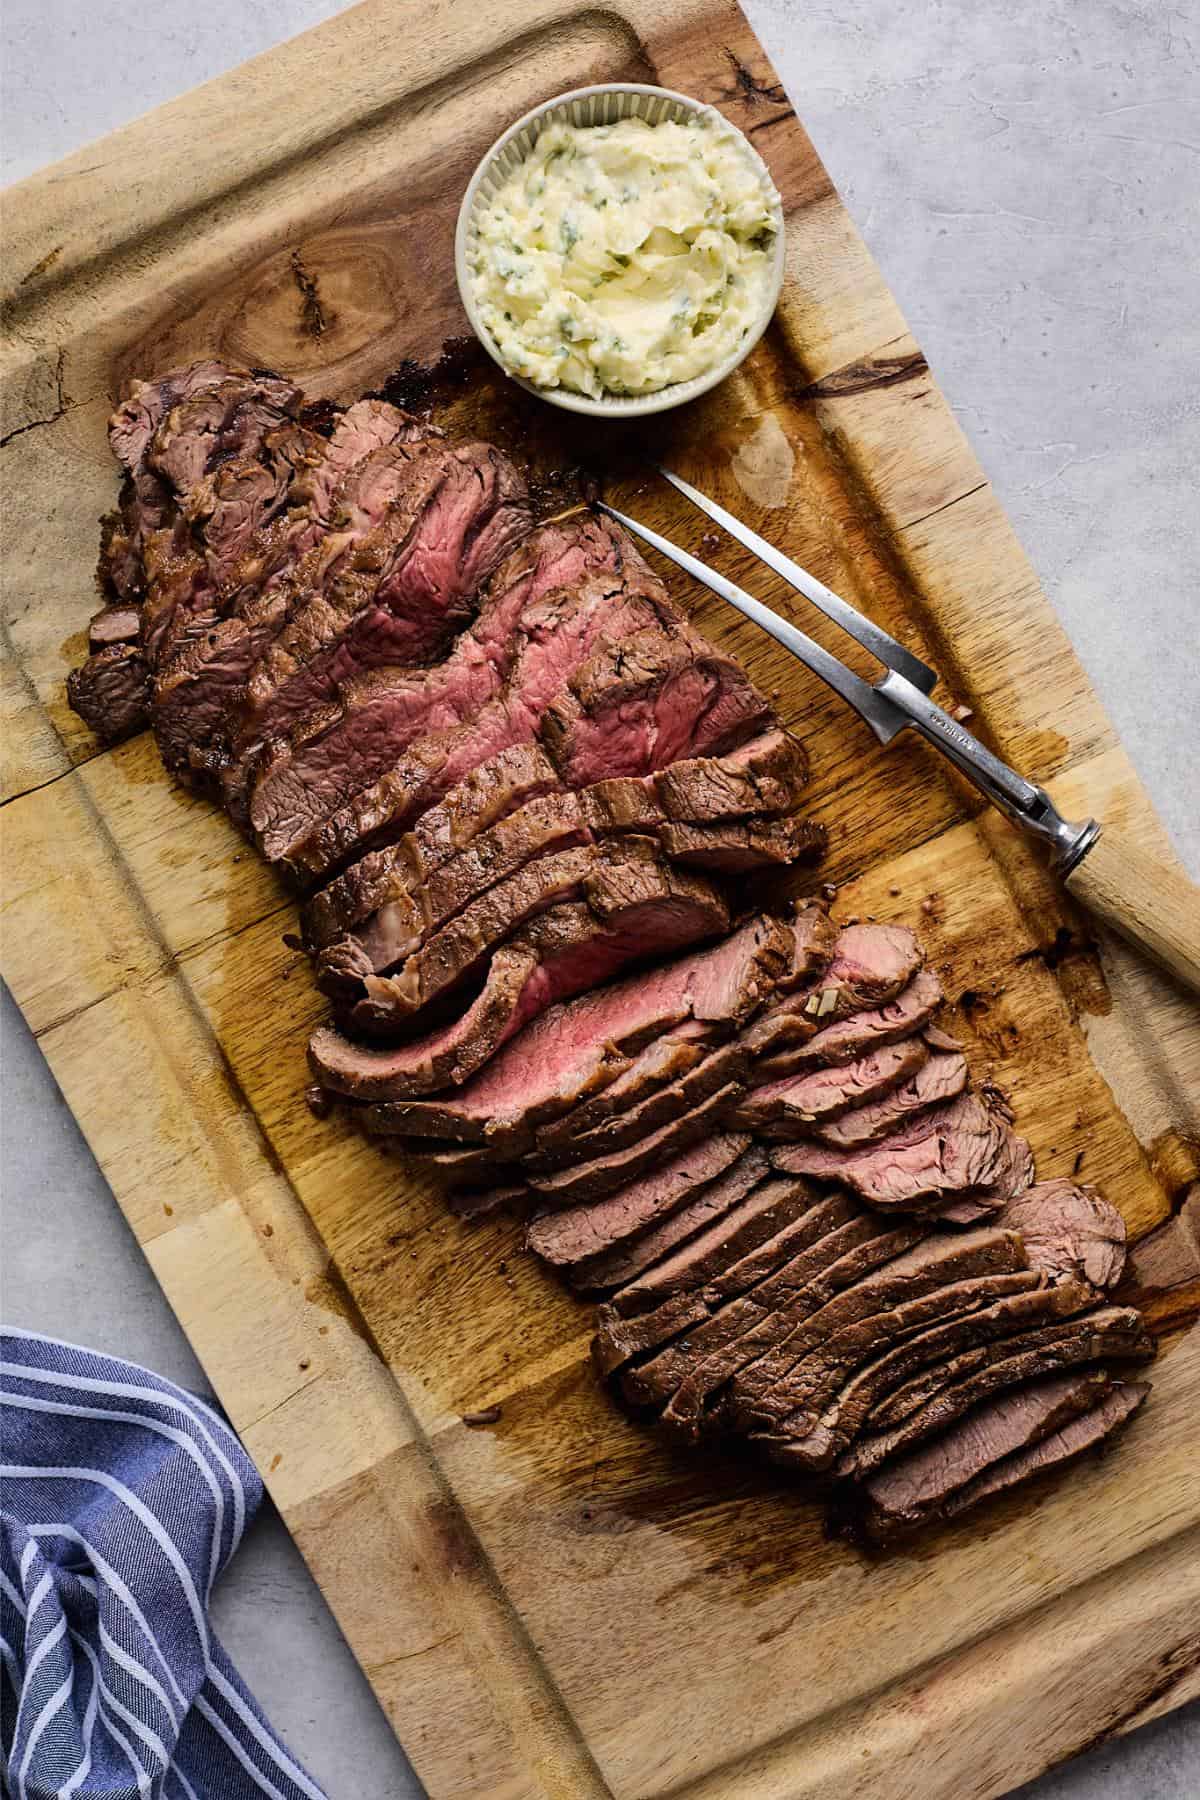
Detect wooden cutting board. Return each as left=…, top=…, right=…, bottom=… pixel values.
left=3, top=1, right=1199, bottom=1794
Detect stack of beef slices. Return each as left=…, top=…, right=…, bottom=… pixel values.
left=71, top=362, right=822, bottom=1098
left=71, top=363, right=1152, bottom=1544
left=370, top=902, right=1151, bottom=1542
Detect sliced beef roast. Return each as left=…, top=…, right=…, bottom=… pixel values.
left=654, top=816, right=824, bottom=874
left=150, top=401, right=423, bottom=779
left=66, top=643, right=152, bottom=743
left=526, top=1134, right=752, bottom=1268
left=770, top=1278, right=1096, bottom=1472
left=571, top=1144, right=773, bottom=1296
left=77, top=360, right=1153, bottom=1550
left=88, top=604, right=141, bottom=651
left=994, top=1181, right=1127, bottom=1292
left=654, top=1218, right=947, bottom=1441
left=316, top=799, right=593, bottom=1002
left=772, top=1094, right=1034, bottom=1214
left=541, top=626, right=772, bottom=786
left=845, top=1371, right=1133, bottom=1541
left=853, top=1381, right=1149, bottom=1542
left=311, top=866, right=729, bottom=1101
left=346, top=837, right=721, bottom=1033
left=251, top=539, right=685, bottom=868
left=364, top=912, right=787, bottom=1144
left=733, top=1038, right=931, bottom=1134
left=726, top=1228, right=1029, bottom=1435
left=241, top=440, right=530, bottom=747
left=526, top=1071, right=747, bottom=1206
left=530, top=1032, right=715, bottom=1161
left=753, top=966, right=944, bottom=1076
left=741, top=924, right=925, bottom=1062
left=812, top=1046, right=969, bottom=1149
left=836, top=1306, right=1153, bottom=1479
left=594, top=1168, right=810, bottom=1318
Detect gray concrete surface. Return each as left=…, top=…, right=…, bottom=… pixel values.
left=2, top=2, right=1197, bottom=1795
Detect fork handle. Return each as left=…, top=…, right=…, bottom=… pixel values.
left=1065, top=831, right=1200, bottom=997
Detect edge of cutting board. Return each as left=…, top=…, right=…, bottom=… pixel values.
left=3, top=2, right=1198, bottom=1796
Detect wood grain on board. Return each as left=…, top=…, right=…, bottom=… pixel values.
left=3, top=1, right=1198, bottom=1796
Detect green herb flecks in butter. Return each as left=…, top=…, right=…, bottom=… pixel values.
left=471, top=114, right=779, bottom=398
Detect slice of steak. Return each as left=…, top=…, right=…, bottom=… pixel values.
left=734, top=1037, right=930, bottom=1134
left=604, top=1196, right=856, bottom=1390
left=682, top=913, right=794, bottom=1027
left=525, top=1036, right=712, bottom=1173
left=741, top=925, right=925, bottom=1062
left=102, top=360, right=239, bottom=598
left=368, top=912, right=782, bottom=1147
left=528, top=1041, right=745, bottom=1174
left=294, top=398, right=417, bottom=525
left=658, top=1217, right=936, bottom=1441
left=312, top=939, right=541, bottom=1100
left=108, top=361, right=239, bottom=482
left=579, top=731, right=808, bottom=835
left=777, top=902, right=840, bottom=990
left=314, top=792, right=592, bottom=991
left=846, top=1370, right=1119, bottom=1541
left=595, top=1165, right=807, bottom=1315
left=994, top=1180, right=1128, bottom=1292
left=447, top=1182, right=531, bottom=1221
left=813, top=1046, right=969, bottom=1149
left=243, top=440, right=530, bottom=744
left=774, top=1278, right=1095, bottom=1472
left=755, top=966, right=945, bottom=1076
left=655, top=816, right=824, bottom=874
left=88, top=604, right=142, bottom=651
left=530, top=1033, right=713, bottom=1161
left=303, top=746, right=564, bottom=949
left=655, top=731, right=808, bottom=819
left=66, top=643, right=151, bottom=743
left=150, top=404, right=422, bottom=780
left=147, top=373, right=302, bottom=500
left=813, top=923, right=925, bottom=1008
left=399, top=744, right=563, bottom=889
left=619, top=1197, right=883, bottom=1411
left=526, top=1134, right=751, bottom=1268
left=744, top=1268, right=1056, bottom=1444
left=720, top=1227, right=1029, bottom=1436
left=252, top=547, right=681, bottom=869
left=526, top=1073, right=747, bottom=1208
left=346, top=837, right=713, bottom=1032
left=571, top=1144, right=773, bottom=1296
left=96, top=500, right=145, bottom=605
left=771, top=1094, right=1031, bottom=1213
left=881, top=1381, right=1149, bottom=1539
left=836, top=1306, right=1154, bottom=1480
left=315, top=866, right=728, bottom=1101
left=540, top=627, right=773, bottom=786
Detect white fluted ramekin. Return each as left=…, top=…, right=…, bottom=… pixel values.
left=455, top=83, right=785, bottom=419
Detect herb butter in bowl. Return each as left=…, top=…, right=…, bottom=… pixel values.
left=456, top=84, right=785, bottom=417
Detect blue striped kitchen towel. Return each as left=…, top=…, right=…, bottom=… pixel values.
left=1, top=1329, right=328, bottom=1800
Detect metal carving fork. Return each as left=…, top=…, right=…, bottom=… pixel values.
left=599, top=471, right=1200, bottom=997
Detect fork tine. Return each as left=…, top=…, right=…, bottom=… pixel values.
left=597, top=501, right=908, bottom=746
left=657, top=465, right=938, bottom=695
